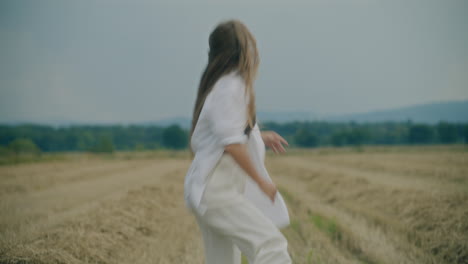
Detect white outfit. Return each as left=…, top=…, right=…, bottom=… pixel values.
left=194, top=153, right=291, bottom=264
left=184, top=70, right=290, bottom=228
left=184, top=70, right=291, bottom=263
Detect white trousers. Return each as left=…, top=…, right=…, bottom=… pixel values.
left=193, top=153, right=292, bottom=264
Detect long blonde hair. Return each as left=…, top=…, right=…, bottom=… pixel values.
left=189, top=19, right=260, bottom=155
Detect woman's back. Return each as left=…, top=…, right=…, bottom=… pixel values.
left=190, top=70, right=248, bottom=154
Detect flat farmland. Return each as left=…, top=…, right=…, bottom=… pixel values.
left=1, top=145, right=467, bottom=264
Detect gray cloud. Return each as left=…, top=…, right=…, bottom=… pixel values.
left=1, top=0, right=467, bottom=124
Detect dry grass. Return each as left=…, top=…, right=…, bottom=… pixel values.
left=270, top=145, right=468, bottom=264
left=0, top=157, right=202, bottom=264
left=0, top=145, right=467, bottom=263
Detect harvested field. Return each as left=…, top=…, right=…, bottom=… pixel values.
left=1, top=145, right=467, bottom=263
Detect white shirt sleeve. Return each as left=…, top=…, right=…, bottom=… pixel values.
left=206, top=75, right=249, bottom=147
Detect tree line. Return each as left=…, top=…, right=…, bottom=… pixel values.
left=262, top=120, right=468, bottom=147
left=1, top=121, right=467, bottom=154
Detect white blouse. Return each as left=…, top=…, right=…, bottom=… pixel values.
left=184, top=70, right=290, bottom=228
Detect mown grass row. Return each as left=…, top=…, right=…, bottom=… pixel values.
left=279, top=186, right=378, bottom=264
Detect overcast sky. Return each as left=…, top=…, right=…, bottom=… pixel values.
left=1, top=0, right=467, bottom=125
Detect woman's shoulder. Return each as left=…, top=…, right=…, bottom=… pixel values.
left=207, top=70, right=246, bottom=103
left=214, top=70, right=245, bottom=93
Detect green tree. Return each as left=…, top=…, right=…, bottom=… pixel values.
left=409, top=124, right=434, bottom=144
left=0, top=145, right=10, bottom=155
left=436, top=122, right=458, bottom=143
left=8, top=138, right=41, bottom=155
left=294, top=128, right=318, bottom=147
left=463, top=124, right=468, bottom=144
left=331, top=131, right=347, bottom=147
left=90, top=135, right=115, bottom=153
left=162, top=124, right=188, bottom=149
left=346, top=128, right=369, bottom=146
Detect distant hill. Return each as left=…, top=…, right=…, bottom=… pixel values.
left=257, top=111, right=319, bottom=123
left=153, top=100, right=468, bottom=127
left=7, top=100, right=464, bottom=128
left=324, top=100, right=468, bottom=124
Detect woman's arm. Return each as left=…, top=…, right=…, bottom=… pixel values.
left=261, top=131, right=289, bottom=154
left=224, top=143, right=277, bottom=202
left=206, top=76, right=277, bottom=201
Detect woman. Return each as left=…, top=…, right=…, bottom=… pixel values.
left=184, top=19, right=292, bottom=264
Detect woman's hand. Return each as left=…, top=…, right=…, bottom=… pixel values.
left=261, top=131, right=289, bottom=154
left=258, top=179, right=278, bottom=202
